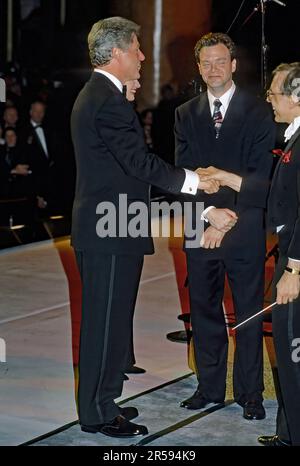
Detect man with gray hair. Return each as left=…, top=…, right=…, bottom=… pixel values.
left=258, top=62, right=300, bottom=446
left=71, top=17, right=220, bottom=438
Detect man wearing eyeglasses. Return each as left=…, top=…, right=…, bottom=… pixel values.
left=175, top=32, right=276, bottom=421
left=257, top=62, right=300, bottom=447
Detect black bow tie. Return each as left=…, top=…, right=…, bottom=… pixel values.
left=34, top=124, right=43, bottom=129
left=122, top=85, right=127, bottom=97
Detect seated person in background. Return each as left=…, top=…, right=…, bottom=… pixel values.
left=2, top=106, right=20, bottom=132
left=20, top=100, right=57, bottom=212
left=0, top=127, right=32, bottom=199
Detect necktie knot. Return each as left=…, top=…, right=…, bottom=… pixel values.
left=213, top=99, right=222, bottom=110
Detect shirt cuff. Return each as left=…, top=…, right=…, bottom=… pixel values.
left=181, top=169, right=199, bottom=195
left=201, top=206, right=216, bottom=222
left=288, top=258, right=300, bottom=263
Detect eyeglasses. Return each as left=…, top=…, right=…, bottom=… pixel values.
left=266, top=89, right=285, bottom=98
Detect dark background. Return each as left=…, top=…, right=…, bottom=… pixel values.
left=212, top=0, right=298, bottom=90
left=0, top=0, right=298, bottom=90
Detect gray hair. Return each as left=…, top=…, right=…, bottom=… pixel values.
left=88, top=16, right=140, bottom=67
left=273, top=62, right=300, bottom=102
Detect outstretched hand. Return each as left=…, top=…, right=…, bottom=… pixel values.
left=198, top=178, right=220, bottom=194
left=197, top=166, right=228, bottom=185
left=197, top=166, right=242, bottom=192
left=196, top=167, right=220, bottom=193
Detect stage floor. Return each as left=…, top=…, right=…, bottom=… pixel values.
left=0, top=222, right=277, bottom=446
left=27, top=375, right=277, bottom=447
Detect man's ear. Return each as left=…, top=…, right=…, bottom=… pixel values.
left=231, top=59, right=237, bottom=74
left=290, top=84, right=300, bottom=106
left=290, top=93, right=300, bottom=107
left=111, top=47, right=121, bottom=61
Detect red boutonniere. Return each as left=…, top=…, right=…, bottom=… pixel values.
left=272, top=149, right=292, bottom=164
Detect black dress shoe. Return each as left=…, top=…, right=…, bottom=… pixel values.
left=81, top=416, right=148, bottom=438
left=124, top=365, right=146, bottom=374
left=258, top=435, right=291, bottom=446
left=119, top=406, right=138, bottom=420
left=243, top=400, right=266, bottom=420
left=180, top=389, right=223, bottom=410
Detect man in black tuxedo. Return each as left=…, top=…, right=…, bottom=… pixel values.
left=71, top=17, right=222, bottom=438
left=175, top=33, right=276, bottom=420
left=20, top=101, right=55, bottom=210
left=258, top=63, right=300, bottom=447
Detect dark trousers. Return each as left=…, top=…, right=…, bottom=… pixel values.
left=272, top=254, right=300, bottom=445
left=125, top=324, right=136, bottom=369
left=75, top=250, right=143, bottom=425
left=186, top=252, right=265, bottom=404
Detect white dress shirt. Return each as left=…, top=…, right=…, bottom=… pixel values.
left=31, top=120, right=48, bottom=157
left=202, top=82, right=236, bottom=221
left=207, top=81, right=236, bottom=119
left=93, top=69, right=199, bottom=195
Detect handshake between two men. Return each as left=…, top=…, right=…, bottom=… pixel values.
left=195, top=166, right=242, bottom=249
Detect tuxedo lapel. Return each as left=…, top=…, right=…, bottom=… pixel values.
left=31, top=124, right=48, bottom=158
left=272, top=127, right=300, bottom=181
left=269, top=127, right=300, bottom=208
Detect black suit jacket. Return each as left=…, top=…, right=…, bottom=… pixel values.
left=268, top=127, right=300, bottom=260
left=20, top=123, right=55, bottom=200
left=175, top=87, right=276, bottom=257
left=71, top=72, right=185, bottom=254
